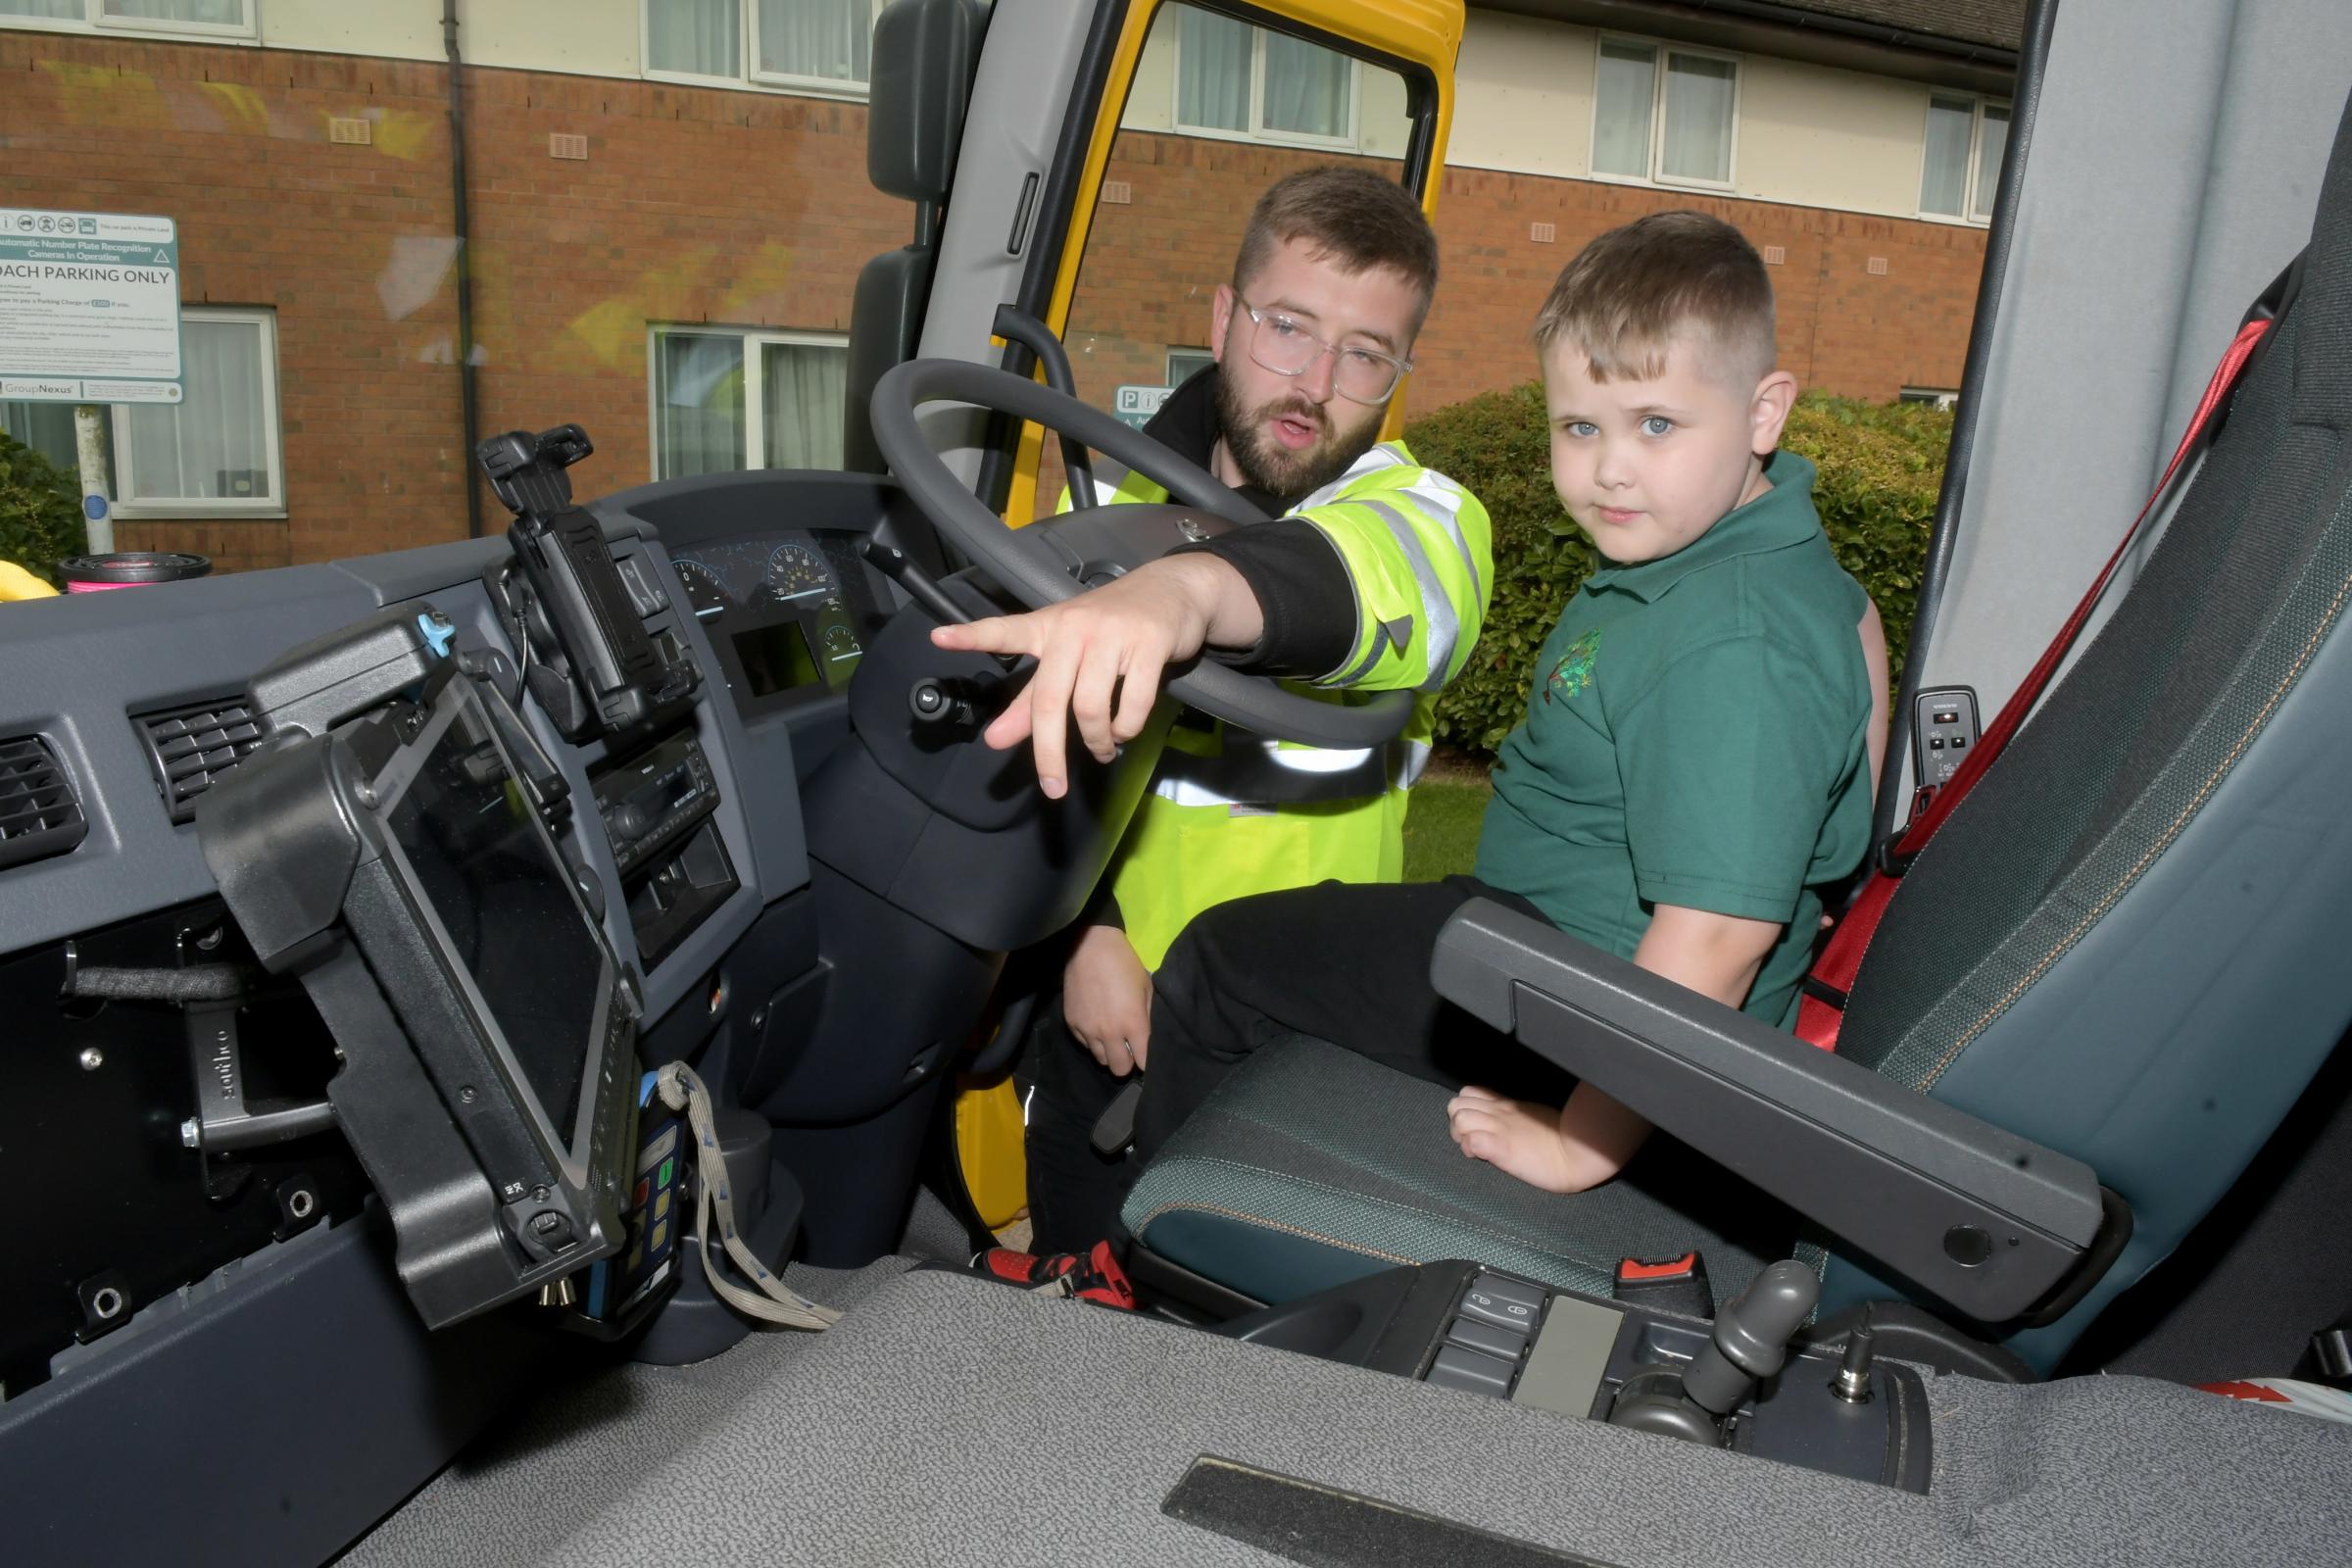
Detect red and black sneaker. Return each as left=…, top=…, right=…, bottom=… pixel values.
left=972, top=1240, right=1138, bottom=1310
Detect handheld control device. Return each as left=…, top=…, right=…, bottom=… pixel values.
left=480, top=423, right=701, bottom=741
left=199, top=610, right=642, bottom=1327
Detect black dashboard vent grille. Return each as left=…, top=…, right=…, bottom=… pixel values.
left=0, top=736, right=88, bottom=870
left=137, top=699, right=265, bottom=824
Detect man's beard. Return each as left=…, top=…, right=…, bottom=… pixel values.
left=1213, top=372, right=1385, bottom=505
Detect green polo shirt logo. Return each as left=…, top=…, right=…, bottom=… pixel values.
left=1544, top=630, right=1601, bottom=705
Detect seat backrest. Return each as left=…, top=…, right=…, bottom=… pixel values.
left=1832, top=87, right=2352, bottom=1371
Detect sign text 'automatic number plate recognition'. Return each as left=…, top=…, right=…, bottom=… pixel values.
left=0, top=210, right=183, bottom=405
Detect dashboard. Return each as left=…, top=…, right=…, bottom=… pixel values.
left=670, top=530, right=894, bottom=720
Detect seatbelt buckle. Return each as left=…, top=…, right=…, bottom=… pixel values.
left=2313, top=1326, right=2352, bottom=1385
left=1613, top=1251, right=1712, bottom=1318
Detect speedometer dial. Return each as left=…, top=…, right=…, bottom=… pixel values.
left=763, top=544, right=834, bottom=602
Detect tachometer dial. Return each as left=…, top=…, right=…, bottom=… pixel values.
left=675, top=558, right=731, bottom=616
left=763, top=543, right=834, bottom=602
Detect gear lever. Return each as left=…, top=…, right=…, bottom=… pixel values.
left=1609, top=1259, right=1821, bottom=1446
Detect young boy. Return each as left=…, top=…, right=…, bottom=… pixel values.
left=1119, top=211, right=1881, bottom=1196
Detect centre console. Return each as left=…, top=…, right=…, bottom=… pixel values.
left=1220, top=1258, right=1934, bottom=1494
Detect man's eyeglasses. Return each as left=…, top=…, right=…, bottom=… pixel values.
left=1236, top=299, right=1412, bottom=405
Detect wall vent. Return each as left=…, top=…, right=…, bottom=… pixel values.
left=549, top=132, right=589, bottom=161
left=1866, top=256, right=1889, bottom=276
left=1529, top=221, right=1555, bottom=244
left=0, top=736, right=88, bottom=870
left=1100, top=179, right=1132, bottom=205
left=1761, top=244, right=1787, bottom=266
left=327, top=117, right=372, bottom=145
left=136, top=700, right=265, bottom=824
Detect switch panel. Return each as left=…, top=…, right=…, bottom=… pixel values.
left=1911, top=686, right=1982, bottom=791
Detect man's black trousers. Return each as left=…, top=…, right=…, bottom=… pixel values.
left=1021, top=875, right=1577, bottom=1256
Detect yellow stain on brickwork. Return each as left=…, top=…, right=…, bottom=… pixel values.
left=36, top=60, right=167, bottom=127
left=369, top=108, right=439, bottom=163
left=194, top=80, right=271, bottom=139
left=714, top=239, right=800, bottom=322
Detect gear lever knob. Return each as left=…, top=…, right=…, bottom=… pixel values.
left=1681, top=1259, right=1820, bottom=1416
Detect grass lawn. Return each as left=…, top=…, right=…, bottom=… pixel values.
left=1402, top=763, right=1492, bottom=883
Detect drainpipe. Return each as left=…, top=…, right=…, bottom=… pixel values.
left=444, top=0, right=483, bottom=537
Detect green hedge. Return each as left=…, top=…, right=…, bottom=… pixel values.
left=0, top=431, right=86, bottom=589
left=1404, top=386, right=1949, bottom=754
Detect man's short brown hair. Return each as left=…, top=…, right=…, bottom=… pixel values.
left=1232, top=166, right=1440, bottom=330
left=1533, top=212, right=1776, bottom=388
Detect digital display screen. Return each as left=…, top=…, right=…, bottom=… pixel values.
left=384, top=704, right=603, bottom=1141
left=733, top=619, right=824, bottom=697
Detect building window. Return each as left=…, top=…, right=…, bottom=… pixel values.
left=1166, top=348, right=1215, bottom=388
left=1174, top=5, right=1356, bottom=147
left=111, top=308, right=282, bottom=517
left=1899, top=387, right=1960, bottom=411
left=1592, top=37, right=1739, bottom=188
left=1920, top=95, right=2010, bottom=222
left=644, top=0, right=879, bottom=94
left=0, top=0, right=256, bottom=38
left=650, top=326, right=848, bottom=480
left=0, top=400, right=83, bottom=479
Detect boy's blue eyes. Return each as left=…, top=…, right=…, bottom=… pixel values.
left=1558, top=417, right=1677, bottom=437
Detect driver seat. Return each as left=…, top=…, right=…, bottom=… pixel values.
left=1121, top=88, right=2352, bottom=1376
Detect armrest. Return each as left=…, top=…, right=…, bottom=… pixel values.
left=1430, top=900, right=2119, bottom=1325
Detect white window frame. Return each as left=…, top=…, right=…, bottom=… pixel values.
left=640, top=0, right=883, bottom=102
left=1915, top=93, right=2011, bottom=226
left=0, top=0, right=257, bottom=42
left=646, top=323, right=849, bottom=481
left=1170, top=10, right=1362, bottom=153
left=1899, top=387, right=1960, bottom=411
left=1165, top=347, right=1215, bottom=387
left=108, top=306, right=283, bottom=519
left=1588, top=33, right=1741, bottom=193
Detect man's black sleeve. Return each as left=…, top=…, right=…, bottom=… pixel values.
left=1171, top=518, right=1356, bottom=678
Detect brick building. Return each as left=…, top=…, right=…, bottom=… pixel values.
left=0, top=0, right=2021, bottom=569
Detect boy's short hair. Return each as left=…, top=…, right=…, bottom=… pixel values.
left=1533, top=212, right=1776, bottom=388
left=1233, top=166, right=1441, bottom=332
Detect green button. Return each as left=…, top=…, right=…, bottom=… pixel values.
left=658, top=1157, right=673, bottom=1188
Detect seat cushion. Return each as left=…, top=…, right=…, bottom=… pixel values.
left=1122, top=1036, right=1798, bottom=1307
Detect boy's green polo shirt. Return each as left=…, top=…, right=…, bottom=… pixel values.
left=1472, top=452, right=1874, bottom=1029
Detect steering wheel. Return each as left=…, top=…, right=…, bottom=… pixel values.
left=868, top=358, right=1415, bottom=750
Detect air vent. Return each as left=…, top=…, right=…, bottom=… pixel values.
left=0, top=736, right=88, bottom=870
left=137, top=699, right=265, bottom=824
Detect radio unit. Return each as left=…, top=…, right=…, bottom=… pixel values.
left=592, top=729, right=737, bottom=968
left=595, top=728, right=718, bottom=877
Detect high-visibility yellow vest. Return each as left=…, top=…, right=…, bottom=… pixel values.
left=1075, top=440, right=1492, bottom=967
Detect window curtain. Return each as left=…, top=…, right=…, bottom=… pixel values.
left=1659, top=53, right=1735, bottom=182
left=1260, top=30, right=1349, bottom=139
left=758, top=0, right=869, bottom=83
left=1177, top=7, right=1250, bottom=131
left=1921, top=97, right=1974, bottom=215
left=760, top=341, right=848, bottom=469
left=1973, top=105, right=2011, bottom=220
left=103, top=0, right=242, bottom=22
left=649, top=0, right=738, bottom=77
left=123, top=317, right=270, bottom=502
left=0, top=402, right=82, bottom=476
left=1592, top=42, right=1655, bottom=178
left=655, top=332, right=747, bottom=478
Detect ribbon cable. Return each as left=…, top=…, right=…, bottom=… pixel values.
left=655, top=1061, right=841, bottom=1331
left=1796, top=315, right=2276, bottom=1052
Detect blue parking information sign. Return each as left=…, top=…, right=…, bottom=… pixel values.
left=0, top=209, right=183, bottom=405
left=1113, top=384, right=1172, bottom=430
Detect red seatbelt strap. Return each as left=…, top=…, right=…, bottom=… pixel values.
left=1795, top=316, right=2276, bottom=1052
